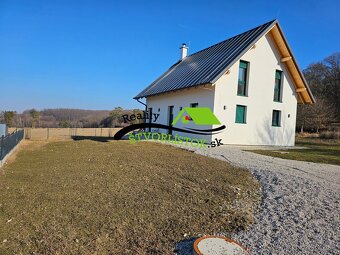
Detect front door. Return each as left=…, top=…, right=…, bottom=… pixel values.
left=168, top=106, right=174, bottom=135
left=148, top=108, right=152, bottom=132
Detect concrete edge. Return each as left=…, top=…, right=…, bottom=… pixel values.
left=0, top=139, right=24, bottom=168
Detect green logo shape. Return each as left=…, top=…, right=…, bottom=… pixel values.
left=172, top=107, right=221, bottom=126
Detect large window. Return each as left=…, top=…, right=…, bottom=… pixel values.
left=272, top=110, right=281, bottom=127
left=274, top=70, right=283, bottom=102
left=237, top=60, right=249, bottom=96
left=235, top=105, right=247, bottom=124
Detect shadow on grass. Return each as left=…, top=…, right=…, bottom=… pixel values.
left=300, top=148, right=340, bottom=157
left=296, top=138, right=340, bottom=147
left=71, top=136, right=114, bottom=142
left=250, top=148, right=340, bottom=165
left=71, top=135, right=130, bottom=142
left=174, top=237, right=197, bottom=255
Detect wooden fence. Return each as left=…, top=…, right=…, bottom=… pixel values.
left=8, top=128, right=121, bottom=141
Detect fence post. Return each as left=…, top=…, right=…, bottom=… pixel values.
left=47, top=128, right=49, bottom=140
left=24, top=128, right=28, bottom=139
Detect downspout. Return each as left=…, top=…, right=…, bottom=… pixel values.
left=135, top=98, right=147, bottom=110
left=135, top=98, right=148, bottom=123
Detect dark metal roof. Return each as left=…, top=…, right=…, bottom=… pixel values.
left=134, top=20, right=277, bottom=99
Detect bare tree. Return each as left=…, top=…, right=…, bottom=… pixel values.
left=323, top=53, right=340, bottom=118
left=297, top=52, right=340, bottom=132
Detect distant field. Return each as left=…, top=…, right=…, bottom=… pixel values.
left=8, top=128, right=121, bottom=140
left=0, top=140, right=260, bottom=254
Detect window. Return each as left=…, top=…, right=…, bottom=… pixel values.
left=274, top=70, right=283, bottom=102
left=188, top=103, right=198, bottom=120
left=237, top=60, right=249, bottom=96
left=272, top=110, right=281, bottom=127
left=235, top=105, right=247, bottom=123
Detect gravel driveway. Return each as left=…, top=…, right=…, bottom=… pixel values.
left=189, top=145, right=340, bottom=255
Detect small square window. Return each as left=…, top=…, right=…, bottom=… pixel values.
left=272, top=110, right=281, bottom=127
left=235, top=105, right=247, bottom=124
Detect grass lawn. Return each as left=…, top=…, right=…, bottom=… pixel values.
left=0, top=140, right=260, bottom=255
left=249, top=138, right=340, bottom=166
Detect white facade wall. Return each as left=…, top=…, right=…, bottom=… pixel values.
left=146, top=33, right=298, bottom=146
left=213, top=34, right=298, bottom=146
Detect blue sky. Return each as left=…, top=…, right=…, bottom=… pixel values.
left=0, top=0, right=339, bottom=112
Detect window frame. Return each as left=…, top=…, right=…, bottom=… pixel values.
left=188, top=103, right=199, bottom=121
left=237, top=60, right=249, bottom=97
left=274, top=70, right=283, bottom=102
left=235, top=105, right=247, bottom=124
left=272, top=110, right=281, bottom=127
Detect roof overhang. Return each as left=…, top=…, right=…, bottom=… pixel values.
left=134, top=83, right=213, bottom=100
left=268, top=22, right=315, bottom=104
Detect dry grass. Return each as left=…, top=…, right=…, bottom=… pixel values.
left=0, top=140, right=260, bottom=254
left=249, top=137, right=340, bottom=166
left=0, top=140, right=42, bottom=171
left=319, top=130, right=340, bottom=139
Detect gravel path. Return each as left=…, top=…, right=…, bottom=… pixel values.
left=189, top=145, right=340, bottom=255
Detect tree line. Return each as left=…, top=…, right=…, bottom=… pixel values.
left=0, top=108, right=143, bottom=128
left=297, top=52, right=340, bottom=132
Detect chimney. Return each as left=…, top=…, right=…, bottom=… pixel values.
left=180, top=43, right=188, bottom=60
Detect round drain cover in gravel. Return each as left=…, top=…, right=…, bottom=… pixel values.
left=193, top=236, right=249, bottom=255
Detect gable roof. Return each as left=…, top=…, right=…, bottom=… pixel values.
left=134, top=20, right=315, bottom=104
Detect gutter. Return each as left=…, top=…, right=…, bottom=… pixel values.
left=135, top=98, right=148, bottom=116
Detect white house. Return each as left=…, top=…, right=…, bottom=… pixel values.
left=134, top=20, right=315, bottom=146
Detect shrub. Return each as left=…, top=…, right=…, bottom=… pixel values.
left=319, top=130, right=340, bottom=139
